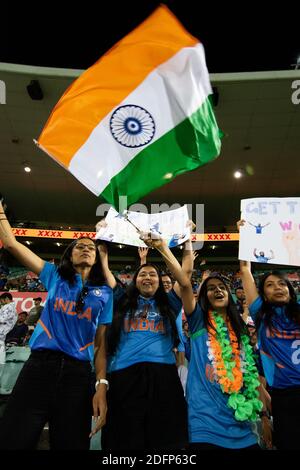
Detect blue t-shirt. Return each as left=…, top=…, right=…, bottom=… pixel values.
left=29, top=262, right=113, bottom=361
left=254, top=255, right=270, bottom=263
left=108, top=287, right=182, bottom=372
left=186, top=304, right=257, bottom=448
left=249, top=296, right=300, bottom=388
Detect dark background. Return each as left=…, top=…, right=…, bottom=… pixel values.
left=1, top=1, right=299, bottom=73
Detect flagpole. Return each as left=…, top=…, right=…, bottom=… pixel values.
left=123, top=212, right=142, bottom=234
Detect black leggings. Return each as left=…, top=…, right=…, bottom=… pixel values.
left=102, top=362, right=188, bottom=450
left=0, top=350, right=93, bottom=450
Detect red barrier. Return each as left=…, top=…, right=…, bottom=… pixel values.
left=0, top=292, right=47, bottom=313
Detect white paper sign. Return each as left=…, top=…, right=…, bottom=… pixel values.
left=239, top=197, right=300, bottom=266
left=96, top=206, right=191, bottom=248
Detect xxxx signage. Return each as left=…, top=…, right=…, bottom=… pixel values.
left=11, top=228, right=239, bottom=242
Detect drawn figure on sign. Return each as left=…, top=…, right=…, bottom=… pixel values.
left=248, top=222, right=270, bottom=234
left=253, top=248, right=274, bottom=263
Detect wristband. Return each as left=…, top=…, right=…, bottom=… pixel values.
left=95, top=378, right=109, bottom=391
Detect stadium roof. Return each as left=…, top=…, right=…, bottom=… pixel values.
left=0, top=63, right=299, bottom=233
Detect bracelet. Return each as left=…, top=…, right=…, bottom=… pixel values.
left=95, top=378, right=109, bottom=391
left=0, top=218, right=7, bottom=221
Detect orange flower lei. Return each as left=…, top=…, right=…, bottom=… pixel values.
left=207, top=310, right=263, bottom=421
left=207, top=311, right=243, bottom=394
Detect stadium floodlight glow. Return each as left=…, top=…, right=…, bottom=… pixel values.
left=23, top=161, right=31, bottom=173
left=233, top=169, right=243, bottom=179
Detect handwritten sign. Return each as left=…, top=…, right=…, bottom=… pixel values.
left=239, top=198, right=300, bottom=266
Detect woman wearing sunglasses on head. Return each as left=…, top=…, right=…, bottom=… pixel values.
left=0, top=200, right=113, bottom=450
left=96, top=235, right=194, bottom=451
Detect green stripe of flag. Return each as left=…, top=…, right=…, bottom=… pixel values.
left=101, top=96, right=222, bottom=208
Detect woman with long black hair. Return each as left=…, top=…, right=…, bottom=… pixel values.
left=0, top=200, right=112, bottom=449
left=100, top=246, right=188, bottom=450
left=239, top=257, right=300, bottom=450
left=184, top=274, right=262, bottom=449
left=143, top=235, right=263, bottom=450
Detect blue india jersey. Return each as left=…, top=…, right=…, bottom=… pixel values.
left=108, top=288, right=182, bottom=372
left=186, top=304, right=257, bottom=448
left=249, top=296, right=300, bottom=388
left=29, top=262, right=113, bottom=361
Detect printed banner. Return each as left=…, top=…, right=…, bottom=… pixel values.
left=96, top=206, right=190, bottom=248
left=9, top=227, right=239, bottom=242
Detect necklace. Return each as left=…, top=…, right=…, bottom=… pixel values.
left=207, top=310, right=263, bottom=422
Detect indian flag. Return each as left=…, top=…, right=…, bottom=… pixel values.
left=37, top=5, right=222, bottom=208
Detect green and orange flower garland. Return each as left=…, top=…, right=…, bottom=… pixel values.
left=207, top=310, right=263, bottom=421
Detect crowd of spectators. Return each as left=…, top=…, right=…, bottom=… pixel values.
left=0, top=265, right=46, bottom=292
left=1, top=262, right=300, bottom=296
